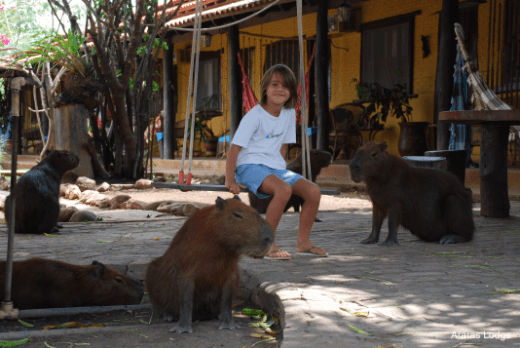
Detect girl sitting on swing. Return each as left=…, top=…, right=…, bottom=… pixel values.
left=225, top=64, right=328, bottom=260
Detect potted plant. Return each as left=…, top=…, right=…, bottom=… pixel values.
left=353, top=80, right=427, bottom=156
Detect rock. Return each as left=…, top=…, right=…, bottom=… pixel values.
left=121, top=199, right=146, bottom=210
left=110, top=195, right=132, bottom=209
left=65, top=185, right=82, bottom=200
left=154, top=176, right=168, bottom=182
left=0, top=195, right=5, bottom=210
left=215, top=175, right=226, bottom=185
left=122, top=184, right=136, bottom=190
left=111, top=184, right=123, bottom=191
left=79, top=190, right=99, bottom=203
left=0, top=180, right=10, bottom=191
left=76, top=176, right=96, bottom=191
left=135, top=179, right=153, bottom=189
left=143, top=200, right=173, bottom=211
left=181, top=203, right=200, bottom=217
left=97, top=182, right=111, bottom=192
left=156, top=202, right=184, bottom=215
left=69, top=210, right=98, bottom=222
left=95, top=197, right=112, bottom=208
left=86, top=193, right=106, bottom=206
left=59, top=184, right=70, bottom=197
left=200, top=179, right=211, bottom=184
left=58, top=206, right=79, bottom=222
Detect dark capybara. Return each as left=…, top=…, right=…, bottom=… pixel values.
left=0, top=258, right=144, bottom=310
left=349, top=141, right=474, bottom=246
left=5, top=150, right=79, bottom=234
left=249, top=149, right=333, bottom=214
left=145, top=195, right=274, bottom=334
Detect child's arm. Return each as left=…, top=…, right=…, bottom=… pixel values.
left=225, top=144, right=246, bottom=194
left=280, top=144, right=288, bottom=160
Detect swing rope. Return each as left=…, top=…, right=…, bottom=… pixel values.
left=179, top=0, right=204, bottom=185
left=296, top=0, right=312, bottom=181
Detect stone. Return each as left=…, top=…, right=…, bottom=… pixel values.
left=181, top=203, right=200, bottom=217
left=59, top=184, right=70, bottom=197
left=69, top=210, right=98, bottom=222
left=154, top=176, right=168, bottom=183
left=97, top=182, right=111, bottom=192
left=76, top=176, right=96, bottom=191
left=156, top=202, right=183, bottom=214
left=143, top=200, right=173, bottom=211
left=110, top=195, right=132, bottom=209
left=95, top=197, right=112, bottom=208
left=79, top=190, right=99, bottom=203
left=135, top=179, right=153, bottom=189
left=86, top=193, right=106, bottom=206
left=121, top=199, right=146, bottom=210
left=65, top=185, right=82, bottom=200
left=0, top=195, right=5, bottom=210
left=58, top=206, right=79, bottom=222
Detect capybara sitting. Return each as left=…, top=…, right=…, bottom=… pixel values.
left=0, top=258, right=144, bottom=310
left=5, top=150, right=79, bottom=234
left=349, top=141, right=474, bottom=246
left=249, top=148, right=333, bottom=214
left=145, top=196, right=274, bottom=334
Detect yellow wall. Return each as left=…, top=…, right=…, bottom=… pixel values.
left=170, top=0, right=493, bottom=156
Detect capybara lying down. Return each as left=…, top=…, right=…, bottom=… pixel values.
left=249, top=148, right=333, bottom=214
left=0, top=258, right=144, bottom=310
left=146, top=196, right=274, bottom=334
left=5, top=150, right=80, bottom=234
left=349, top=141, right=474, bottom=246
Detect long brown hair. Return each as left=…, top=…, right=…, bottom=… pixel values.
left=260, top=64, right=298, bottom=109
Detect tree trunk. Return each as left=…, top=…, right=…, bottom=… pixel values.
left=228, top=25, right=242, bottom=140
left=315, top=0, right=329, bottom=152
left=54, top=104, right=94, bottom=178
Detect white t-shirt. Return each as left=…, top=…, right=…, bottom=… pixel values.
left=232, top=104, right=296, bottom=170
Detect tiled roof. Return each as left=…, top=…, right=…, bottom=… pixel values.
left=163, top=0, right=279, bottom=30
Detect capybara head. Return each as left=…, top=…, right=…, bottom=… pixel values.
left=42, top=150, right=80, bottom=177
left=349, top=141, right=388, bottom=183
left=84, top=261, right=144, bottom=306
left=213, top=196, right=274, bottom=258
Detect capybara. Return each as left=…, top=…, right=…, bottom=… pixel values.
left=249, top=148, right=333, bottom=214
left=5, top=150, right=80, bottom=234
left=349, top=141, right=474, bottom=246
left=0, top=258, right=144, bottom=310
left=145, top=196, right=274, bottom=334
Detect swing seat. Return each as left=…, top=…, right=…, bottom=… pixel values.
left=151, top=182, right=342, bottom=195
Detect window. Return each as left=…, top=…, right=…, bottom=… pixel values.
left=361, top=13, right=416, bottom=92
left=264, top=39, right=301, bottom=84
left=196, top=53, right=221, bottom=111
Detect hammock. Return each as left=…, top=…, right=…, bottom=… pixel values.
left=237, top=41, right=317, bottom=124
left=454, top=23, right=513, bottom=111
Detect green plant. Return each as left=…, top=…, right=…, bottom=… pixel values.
left=187, top=116, right=208, bottom=141
left=352, top=79, right=413, bottom=130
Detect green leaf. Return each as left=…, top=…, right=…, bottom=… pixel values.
left=0, top=338, right=30, bottom=347
left=348, top=323, right=371, bottom=336
left=17, top=319, right=34, bottom=328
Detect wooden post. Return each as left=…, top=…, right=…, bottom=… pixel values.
left=54, top=104, right=94, bottom=178
left=315, top=0, right=329, bottom=152
left=434, top=0, right=458, bottom=150
left=228, top=25, right=242, bottom=140
left=163, top=38, right=176, bottom=159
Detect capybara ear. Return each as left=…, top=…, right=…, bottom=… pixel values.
left=233, top=195, right=241, bottom=201
left=45, top=149, right=52, bottom=157
left=215, top=197, right=227, bottom=212
left=92, top=260, right=106, bottom=278
left=379, top=142, right=388, bottom=151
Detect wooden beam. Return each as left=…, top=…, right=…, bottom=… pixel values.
left=434, top=0, right=458, bottom=150
left=228, top=25, right=242, bottom=140
left=315, top=0, right=329, bottom=152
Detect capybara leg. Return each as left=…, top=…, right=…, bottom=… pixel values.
left=379, top=208, right=399, bottom=246
left=170, top=282, right=194, bottom=334
left=219, top=284, right=239, bottom=331
left=439, top=234, right=468, bottom=244
left=56, top=224, right=64, bottom=229
left=362, top=208, right=384, bottom=244
left=51, top=227, right=60, bottom=233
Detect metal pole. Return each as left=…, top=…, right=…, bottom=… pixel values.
left=0, top=77, right=26, bottom=320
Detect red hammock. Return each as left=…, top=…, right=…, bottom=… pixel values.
left=237, top=42, right=317, bottom=125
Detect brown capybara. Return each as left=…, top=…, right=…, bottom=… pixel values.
left=249, top=148, right=333, bottom=214
left=145, top=195, right=274, bottom=334
left=349, top=141, right=474, bottom=246
left=5, top=150, right=80, bottom=234
left=0, top=258, right=144, bottom=310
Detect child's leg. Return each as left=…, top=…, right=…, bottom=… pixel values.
left=291, top=178, right=327, bottom=255
left=258, top=175, right=292, bottom=254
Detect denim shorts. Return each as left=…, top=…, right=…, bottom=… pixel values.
left=235, top=164, right=303, bottom=199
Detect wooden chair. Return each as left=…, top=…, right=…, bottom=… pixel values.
left=328, top=103, right=365, bottom=160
